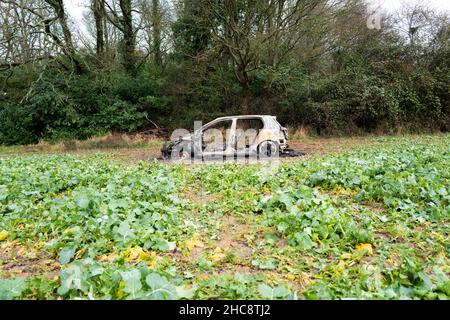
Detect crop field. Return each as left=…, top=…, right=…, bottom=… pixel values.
left=0, top=134, right=449, bottom=300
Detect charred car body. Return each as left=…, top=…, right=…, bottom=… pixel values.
left=161, top=115, right=300, bottom=160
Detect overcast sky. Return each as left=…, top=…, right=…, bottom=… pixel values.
left=65, top=0, right=450, bottom=34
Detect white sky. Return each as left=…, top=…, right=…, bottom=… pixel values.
left=369, top=0, right=450, bottom=13
left=65, top=0, right=87, bottom=23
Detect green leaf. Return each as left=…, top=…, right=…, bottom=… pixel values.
left=57, top=262, right=85, bottom=296
left=120, top=269, right=142, bottom=298
left=152, top=238, right=176, bottom=252
left=75, top=195, right=90, bottom=209
left=109, top=199, right=128, bottom=210
left=0, top=278, right=27, bottom=300
left=116, top=221, right=134, bottom=241
left=258, top=284, right=274, bottom=299
left=418, top=272, right=435, bottom=291
left=251, top=258, right=277, bottom=270
left=295, top=232, right=314, bottom=250
left=197, top=256, right=213, bottom=271
left=145, top=273, right=177, bottom=300
left=258, top=284, right=291, bottom=300
left=176, top=285, right=196, bottom=299
left=310, top=172, right=326, bottom=185
left=273, top=285, right=292, bottom=298
left=59, top=246, right=76, bottom=265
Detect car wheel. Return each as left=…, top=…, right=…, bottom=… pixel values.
left=258, top=141, right=279, bottom=159
left=171, top=142, right=192, bottom=161
left=175, top=150, right=191, bottom=161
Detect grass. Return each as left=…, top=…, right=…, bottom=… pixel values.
left=0, top=133, right=165, bottom=156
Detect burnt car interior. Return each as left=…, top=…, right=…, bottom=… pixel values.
left=235, top=118, right=264, bottom=150
left=202, top=120, right=232, bottom=152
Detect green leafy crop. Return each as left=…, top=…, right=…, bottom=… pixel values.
left=0, top=135, right=449, bottom=300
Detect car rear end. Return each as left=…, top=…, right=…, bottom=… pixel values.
left=264, top=116, right=289, bottom=152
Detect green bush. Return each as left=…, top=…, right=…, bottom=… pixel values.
left=0, top=70, right=159, bottom=145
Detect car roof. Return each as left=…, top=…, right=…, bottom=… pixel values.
left=214, top=115, right=276, bottom=120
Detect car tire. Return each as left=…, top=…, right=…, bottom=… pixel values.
left=258, top=141, right=279, bottom=159
left=171, top=142, right=192, bottom=161
left=177, top=150, right=191, bottom=161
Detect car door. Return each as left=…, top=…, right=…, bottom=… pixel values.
left=201, top=118, right=234, bottom=159
left=234, top=118, right=264, bottom=158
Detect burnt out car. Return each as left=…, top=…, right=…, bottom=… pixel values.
left=161, top=115, right=299, bottom=160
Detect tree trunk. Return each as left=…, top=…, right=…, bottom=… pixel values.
left=151, top=0, right=163, bottom=66
left=119, top=0, right=136, bottom=73
left=45, top=0, right=84, bottom=74
left=93, top=0, right=105, bottom=65
left=238, top=67, right=250, bottom=114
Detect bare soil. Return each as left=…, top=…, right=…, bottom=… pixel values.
left=0, top=134, right=391, bottom=164
left=0, top=241, right=60, bottom=278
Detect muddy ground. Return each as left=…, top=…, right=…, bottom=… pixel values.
left=0, top=135, right=398, bottom=163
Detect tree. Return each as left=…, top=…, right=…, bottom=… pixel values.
left=151, top=0, right=163, bottom=65
left=104, top=0, right=137, bottom=73
left=204, top=0, right=323, bottom=113
left=92, top=0, right=107, bottom=64
left=1, top=0, right=85, bottom=74
left=172, top=0, right=212, bottom=57
left=44, top=0, right=84, bottom=74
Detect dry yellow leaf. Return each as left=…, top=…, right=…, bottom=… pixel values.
left=186, top=235, right=204, bottom=251
left=356, top=243, right=373, bottom=255
left=211, top=247, right=227, bottom=262
left=212, top=252, right=226, bottom=262
left=124, top=246, right=150, bottom=262
left=97, top=253, right=117, bottom=263
left=284, top=274, right=297, bottom=281
left=0, top=230, right=8, bottom=241
left=17, top=247, right=27, bottom=256
left=337, top=260, right=347, bottom=271
left=117, top=281, right=125, bottom=299
left=75, top=247, right=87, bottom=260
left=0, top=240, right=14, bottom=252
left=341, top=252, right=353, bottom=260
left=300, top=272, right=312, bottom=286
left=146, top=258, right=158, bottom=269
